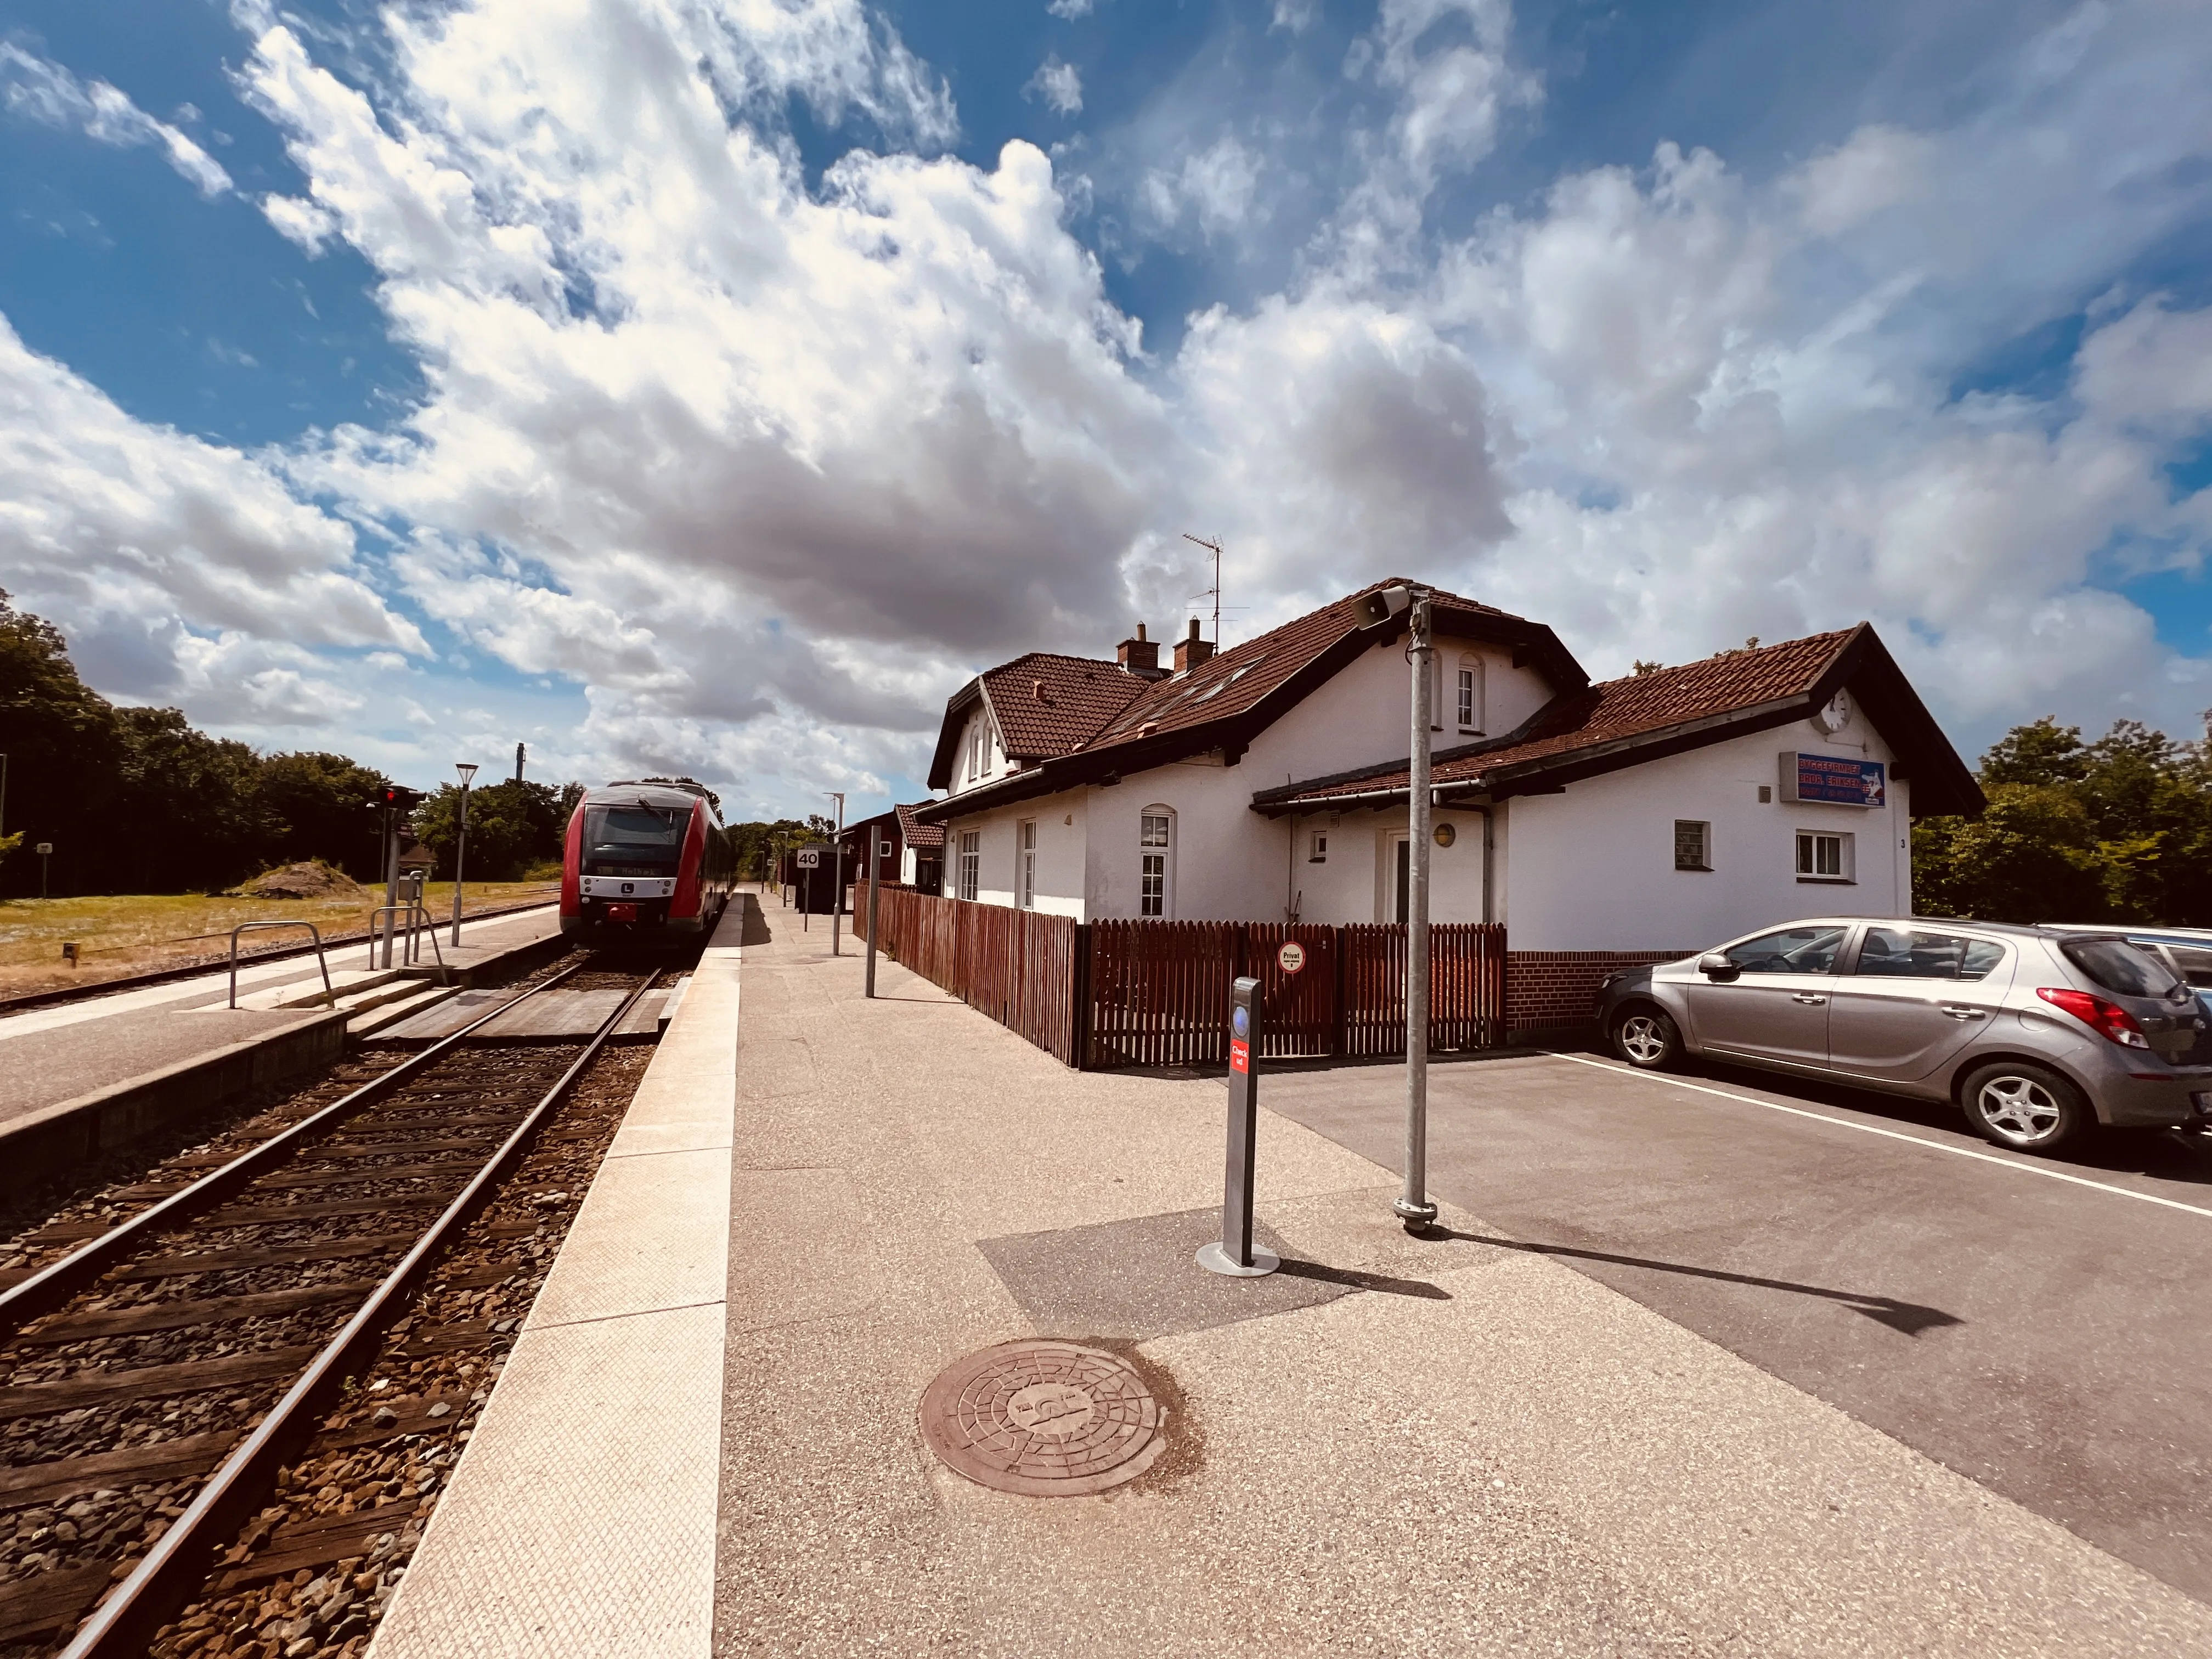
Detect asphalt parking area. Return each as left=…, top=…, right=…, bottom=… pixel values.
left=1256, top=1048, right=2212, bottom=1604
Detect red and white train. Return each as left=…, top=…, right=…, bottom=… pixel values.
left=560, top=781, right=735, bottom=939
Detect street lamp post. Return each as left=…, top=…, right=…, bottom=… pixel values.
left=450, top=762, right=479, bottom=947
left=829, top=792, right=846, bottom=956
left=1395, top=589, right=1440, bottom=1231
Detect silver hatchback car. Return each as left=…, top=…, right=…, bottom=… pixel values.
left=1592, top=917, right=2212, bottom=1152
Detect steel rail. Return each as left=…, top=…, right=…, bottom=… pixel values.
left=0, top=957, right=587, bottom=1336
left=55, top=967, right=663, bottom=1659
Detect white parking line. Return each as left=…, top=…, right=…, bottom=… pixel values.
left=1545, top=1050, right=2212, bottom=1222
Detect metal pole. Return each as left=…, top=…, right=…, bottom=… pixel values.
left=864, top=832, right=883, bottom=997
left=381, top=805, right=400, bottom=969
left=1199, top=976, right=1278, bottom=1276
left=830, top=792, right=846, bottom=957
left=450, top=766, right=476, bottom=947
left=1395, top=591, right=1439, bottom=1230
left=1, top=752, right=8, bottom=839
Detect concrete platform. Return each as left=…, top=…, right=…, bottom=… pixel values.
left=365, top=902, right=2210, bottom=1659
left=0, top=906, right=563, bottom=1193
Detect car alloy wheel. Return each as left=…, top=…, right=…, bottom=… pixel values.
left=1972, top=1073, right=2067, bottom=1147
left=1613, top=1009, right=1678, bottom=1070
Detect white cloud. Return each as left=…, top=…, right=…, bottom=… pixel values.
left=1025, top=55, right=1084, bottom=116
left=0, top=42, right=233, bottom=196
left=0, top=314, right=422, bottom=722
left=1047, top=0, right=1094, bottom=18
left=7, top=0, right=2212, bottom=810
left=1141, top=136, right=1262, bottom=240
left=1357, top=0, right=1539, bottom=187
left=223, top=1, right=1164, bottom=794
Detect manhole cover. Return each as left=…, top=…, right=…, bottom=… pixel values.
left=919, top=1340, right=1165, bottom=1497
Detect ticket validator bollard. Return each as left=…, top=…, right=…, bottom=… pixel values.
left=1198, top=976, right=1279, bottom=1278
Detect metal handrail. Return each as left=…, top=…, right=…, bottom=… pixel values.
left=366, top=902, right=450, bottom=980
left=228, top=922, right=333, bottom=1010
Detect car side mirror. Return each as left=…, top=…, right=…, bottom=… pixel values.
left=1697, top=952, right=1740, bottom=981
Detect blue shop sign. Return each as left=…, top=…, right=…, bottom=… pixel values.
left=1781, top=752, right=1886, bottom=808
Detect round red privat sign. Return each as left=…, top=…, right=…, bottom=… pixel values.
left=1278, top=940, right=1306, bottom=974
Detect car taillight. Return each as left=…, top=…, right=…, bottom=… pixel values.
left=2038, top=987, right=2149, bottom=1048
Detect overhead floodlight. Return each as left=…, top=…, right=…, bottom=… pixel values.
left=1357, top=585, right=1413, bottom=627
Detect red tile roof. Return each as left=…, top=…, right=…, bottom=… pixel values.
left=1257, top=629, right=1863, bottom=809
left=1071, top=581, right=1530, bottom=760
left=894, top=802, right=945, bottom=850
left=917, top=579, right=1585, bottom=819
left=981, top=653, right=1147, bottom=760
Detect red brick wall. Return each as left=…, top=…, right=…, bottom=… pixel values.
left=1506, top=949, right=1691, bottom=1043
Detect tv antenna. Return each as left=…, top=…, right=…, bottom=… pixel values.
left=1182, top=532, right=1223, bottom=645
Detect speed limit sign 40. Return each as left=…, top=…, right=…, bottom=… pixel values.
left=1277, top=940, right=1306, bottom=974
left=796, top=848, right=820, bottom=868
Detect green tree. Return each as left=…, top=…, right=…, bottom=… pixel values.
left=1977, top=716, right=2091, bottom=787
left=414, top=778, right=577, bottom=879
left=1914, top=711, right=2212, bottom=925
left=725, top=817, right=819, bottom=881
left=1913, top=784, right=2104, bottom=922
left=260, top=752, right=394, bottom=877
left=0, top=590, right=124, bottom=898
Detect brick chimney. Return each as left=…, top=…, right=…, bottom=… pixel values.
left=1173, top=617, right=1215, bottom=673
left=1117, top=622, right=1164, bottom=679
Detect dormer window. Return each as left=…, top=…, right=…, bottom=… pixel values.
left=966, top=718, right=986, bottom=783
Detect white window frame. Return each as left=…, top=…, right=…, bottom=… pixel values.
left=1456, top=654, right=1485, bottom=733
left=1674, top=819, right=1712, bottom=872
left=1308, top=830, right=1328, bottom=864
left=1018, top=819, right=1037, bottom=910
left=1796, top=828, right=1855, bottom=883
left=966, top=719, right=984, bottom=784
left=957, top=830, right=980, bottom=901
left=1138, top=806, right=1175, bottom=918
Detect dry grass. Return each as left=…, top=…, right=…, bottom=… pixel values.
left=0, top=882, right=559, bottom=999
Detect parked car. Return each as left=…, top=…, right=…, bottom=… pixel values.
left=2045, top=924, right=2212, bottom=1024
left=1593, top=917, right=2212, bottom=1152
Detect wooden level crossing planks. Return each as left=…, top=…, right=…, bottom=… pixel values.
left=373, top=987, right=665, bottom=1045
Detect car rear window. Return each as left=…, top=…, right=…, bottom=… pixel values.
left=2061, top=938, right=2185, bottom=1000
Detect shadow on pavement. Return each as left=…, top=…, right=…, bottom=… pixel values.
left=1413, top=1225, right=1963, bottom=1337
left=1272, top=1259, right=1453, bottom=1300
left=732, top=895, right=775, bottom=946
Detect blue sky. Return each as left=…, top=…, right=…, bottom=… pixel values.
left=2, top=0, right=2209, bottom=821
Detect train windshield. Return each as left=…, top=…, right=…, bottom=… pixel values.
left=585, top=805, right=687, bottom=864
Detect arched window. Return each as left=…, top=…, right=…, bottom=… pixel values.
left=1138, top=806, right=1175, bottom=918
left=1455, top=652, right=1486, bottom=733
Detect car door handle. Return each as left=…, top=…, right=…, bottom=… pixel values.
left=1792, top=993, right=1827, bottom=1005
left=1940, top=1005, right=1985, bottom=1019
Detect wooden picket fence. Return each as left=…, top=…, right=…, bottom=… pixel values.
left=870, top=887, right=1084, bottom=1064
left=867, top=889, right=1504, bottom=1071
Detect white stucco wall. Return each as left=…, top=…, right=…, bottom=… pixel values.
left=1496, top=703, right=1914, bottom=952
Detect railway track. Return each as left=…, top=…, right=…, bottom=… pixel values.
left=0, top=952, right=682, bottom=1656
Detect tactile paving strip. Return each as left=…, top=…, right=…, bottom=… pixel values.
left=919, top=1340, right=1165, bottom=1496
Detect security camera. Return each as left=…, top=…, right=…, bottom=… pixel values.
left=1356, top=585, right=1412, bottom=627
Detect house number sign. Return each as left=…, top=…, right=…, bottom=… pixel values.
left=1277, top=941, right=1306, bottom=974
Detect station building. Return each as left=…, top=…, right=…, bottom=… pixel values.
left=910, top=582, right=1983, bottom=1023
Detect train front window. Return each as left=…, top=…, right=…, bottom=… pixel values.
left=585, top=806, right=685, bottom=871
